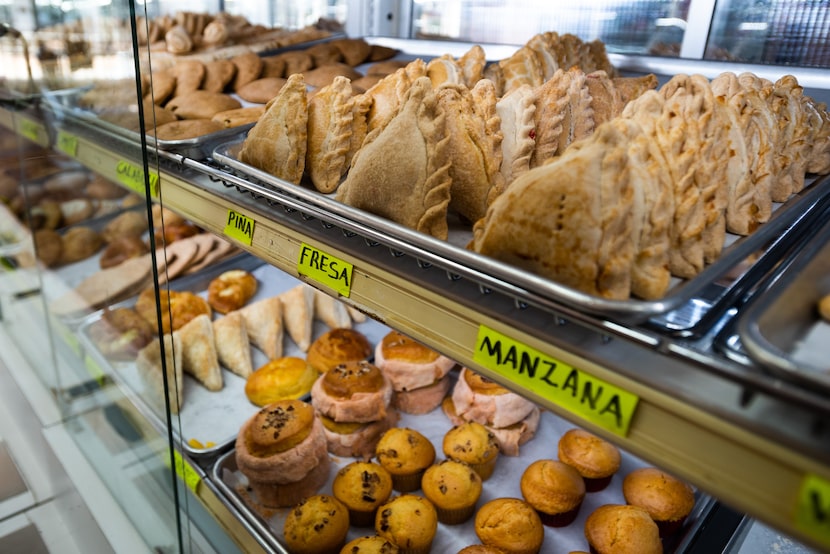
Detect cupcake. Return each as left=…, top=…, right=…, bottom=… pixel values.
left=333, top=461, right=394, bottom=527
left=374, top=330, right=456, bottom=414
left=584, top=504, right=662, bottom=554
left=622, top=467, right=695, bottom=537
left=307, top=327, right=373, bottom=373
left=340, top=535, right=401, bottom=553
left=375, top=494, right=438, bottom=554
left=245, top=357, right=318, bottom=406
left=520, top=459, right=586, bottom=527
left=283, top=494, right=350, bottom=554
left=421, top=459, right=483, bottom=524
left=375, top=428, right=436, bottom=492
left=312, top=360, right=398, bottom=457
left=474, top=498, right=544, bottom=554
left=557, top=428, right=621, bottom=492
left=235, top=400, right=330, bottom=508
left=442, top=421, right=500, bottom=480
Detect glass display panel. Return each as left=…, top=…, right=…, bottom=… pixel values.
left=411, top=0, right=691, bottom=55
left=706, top=0, right=830, bottom=67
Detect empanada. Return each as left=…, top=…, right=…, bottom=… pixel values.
left=306, top=76, right=355, bottom=193
left=313, top=289, right=351, bottom=329
left=499, top=46, right=544, bottom=94
left=497, top=84, right=536, bottom=186
left=136, top=333, right=183, bottom=413
left=238, top=296, right=283, bottom=359
left=175, top=314, right=223, bottom=391
left=458, top=45, right=486, bottom=87
left=336, top=76, right=452, bottom=239
left=213, top=311, right=254, bottom=378
left=427, top=54, right=464, bottom=88
left=280, top=284, right=315, bottom=351
left=238, top=73, right=308, bottom=184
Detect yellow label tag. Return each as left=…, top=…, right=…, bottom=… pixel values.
left=297, top=242, right=353, bottom=297
left=223, top=209, right=255, bottom=246
left=473, top=325, right=639, bottom=436
left=58, top=325, right=82, bottom=357
left=796, top=473, right=830, bottom=547
left=19, top=117, right=46, bottom=145
left=115, top=159, right=159, bottom=198
left=83, top=355, right=106, bottom=387
left=172, top=449, right=201, bottom=493
left=56, top=130, right=79, bottom=157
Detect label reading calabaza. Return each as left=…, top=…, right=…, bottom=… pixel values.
left=297, top=242, right=353, bottom=297
left=115, top=159, right=159, bottom=198
left=223, top=209, right=254, bottom=246
left=473, top=325, right=639, bottom=436
left=796, top=474, right=830, bottom=547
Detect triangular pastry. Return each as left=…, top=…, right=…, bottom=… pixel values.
left=175, top=313, right=223, bottom=391
left=438, top=81, right=505, bottom=223
left=238, top=73, right=308, bottom=184
left=213, top=311, right=254, bottom=378
left=363, top=66, right=412, bottom=134
left=136, top=333, right=184, bottom=413
left=313, top=289, right=352, bottom=329
left=238, top=296, right=283, bottom=359
left=306, top=76, right=355, bottom=193
left=347, top=305, right=367, bottom=323
left=336, top=76, right=453, bottom=239
left=497, top=84, right=537, bottom=186
left=280, top=284, right=315, bottom=351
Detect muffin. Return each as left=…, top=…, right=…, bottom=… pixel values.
left=457, top=547, right=508, bottom=554
left=375, top=428, right=436, bottom=492
left=557, top=428, right=621, bottom=492
left=245, top=357, right=318, bottom=406
left=312, top=360, right=398, bottom=457
left=333, top=461, right=394, bottom=527
left=443, top=421, right=500, bottom=480
left=622, top=467, right=695, bottom=537
left=520, top=459, right=586, bottom=527
left=307, top=327, right=373, bottom=373
left=340, top=535, right=401, bottom=553
left=234, top=400, right=330, bottom=508
left=374, top=330, right=456, bottom=414
left=284, top=494, right=350, bottom=554
left=421, top=459, right=482, bottom=524
left=584, top=504, right=662, bottom=554
left=375, top=494, right=438, bottom=554
left=474, top=498, right=544, bottom=554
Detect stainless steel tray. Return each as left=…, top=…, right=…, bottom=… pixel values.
left=211, top=139, right=830, bottom=325
left=76, top=259, right=392, bottom=460
left=738, top=213, right=830, bottom=393
left=209, top=408, right=714, bottom=554
left=42, top=91, right=251, bottom=160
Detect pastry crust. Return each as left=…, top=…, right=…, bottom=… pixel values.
left=458, top=44, right=486, bottom=87
left=498, top=46, right=544, bottom=94
left=239, top=73, right=308, bottom=184
left=136, top=333, right=183, bottom=413
left=336, top=76, right=453, bottom=239
left=238, top=296, right=283, bottom=359
left=305, top=76, right=355, bottom=193
left=280, top=284, right=315, bottom=352
left=497, top=84, right=537, bottom=187
left=212, top=311, right=253, bottom=378
left=426, top=54, right=464, bottom=88
left=175, top=313, right=223, bottom=391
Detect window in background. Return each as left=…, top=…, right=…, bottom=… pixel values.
left=705, top=0, right=829, bottom=68
left=411, top=0, right=691, bottom=56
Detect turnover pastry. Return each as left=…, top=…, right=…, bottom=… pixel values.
left=208, top=269, right=257, bottom=314
left=238, top=296, right=283, bottom=359
left=426, top=54, right=464, bottom=88
left=212, top=311, right=253, bottom=378
left=337, top=76, right=452, bottom=239
left=280, top=284, right=315, bottom=352
left=175, top=313, right=223, bottom=391
left=305, top=76, right=355, bottom=193
left=239, top=73, right=308, bottom=185
left=135, top=287, right=211, bottom=334
left=499, top=45, right=544, bottom=94
left=497, top=84, right=536, bottom=186
left=137, top=333, right=184, bottom=413
left=312, top=289, right=351, bottom=329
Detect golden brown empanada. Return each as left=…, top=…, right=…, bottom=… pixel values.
left=239, top=73, right=308, bottom=184
left=313, top=289, right=351, bottom=329
left=306, top=76, right=355, bottom=193
left=458, top=45, right=486, bottom=88
left=280, top=284, right=315, bottom=351
left=336, top=76, right=452, bottom=239
left=427, top=54, right=464, bottom=88
left=497, top=84, right=536, bottom=186
left=499, top=46, right=544, bottom=94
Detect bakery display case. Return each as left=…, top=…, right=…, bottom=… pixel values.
left=1, top=0, right=830, bottom=553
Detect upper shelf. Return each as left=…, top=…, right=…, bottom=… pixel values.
left=3, top=54, right=830, bottom=549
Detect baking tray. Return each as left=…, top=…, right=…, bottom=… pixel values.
left=211, top=139, right=830, bottom=325
left=210, top=407, right=714, bottom=554
left=77, top=261, right=392, bottom=460
left=41, top=90, right=252, bottom=160
left=737, top=211, right=830, bottom=393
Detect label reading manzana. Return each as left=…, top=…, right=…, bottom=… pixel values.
left=473, top=325, right=639, bottom=436
left=223, top=209, right=255, bottom=245
left=796, top=473, right=830, bottom=547
left=297, top=242, right=353, bottom=297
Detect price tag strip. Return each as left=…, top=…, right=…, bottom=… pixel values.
left=797, top=473, right=830, bottom=548
left=18, top=116, right=47, bottom=146
left=115, top=159, right=159, bottom=198
left=56, top=130, right=79, bottom=158
left=172, top=449, right=201, bottom=494
left=297, top=242, right=353, bottom=297
left=473, top=324, right=639, bottom=436
left=223, top=209, right=255, bottom=246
